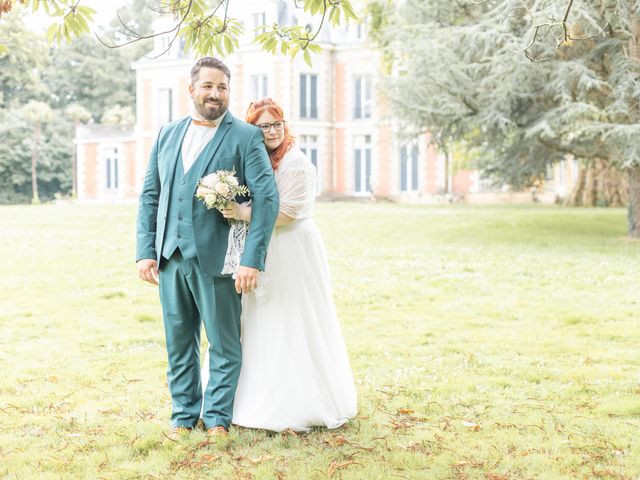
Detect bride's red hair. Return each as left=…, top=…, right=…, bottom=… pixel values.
left=245, top=98, right=295, bottom=170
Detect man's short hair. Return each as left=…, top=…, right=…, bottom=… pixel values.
left=190, top=57, right=231, bottom=85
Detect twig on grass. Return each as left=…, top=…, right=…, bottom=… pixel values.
left=327, top=459, right=364, bottom=478
left=121, top=372, right=142, bottom=383
left=162, top=431, right=179, bottom=443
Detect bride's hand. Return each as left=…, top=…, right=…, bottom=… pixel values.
left=220, top=202, right=251, bottom=222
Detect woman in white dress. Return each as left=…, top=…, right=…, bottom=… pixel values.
left=208, top=97, right=357, bottom=432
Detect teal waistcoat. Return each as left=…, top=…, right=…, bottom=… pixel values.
left=162, top=153, right=203, bottom=260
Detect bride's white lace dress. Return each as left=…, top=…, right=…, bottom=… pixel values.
left=211, top=146, right=357, bottom=432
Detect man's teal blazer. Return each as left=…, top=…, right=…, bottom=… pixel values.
left=136, top=112, right=279, bottom=276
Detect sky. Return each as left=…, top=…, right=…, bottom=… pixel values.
left=78, top=0, right=125, bottom=26
left=28, top=0, right=128, bottom=31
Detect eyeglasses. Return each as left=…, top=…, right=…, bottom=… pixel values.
left=257, top=121, right=285, bottom=133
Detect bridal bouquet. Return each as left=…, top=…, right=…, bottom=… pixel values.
left=195, top=169, right=249, bottom=210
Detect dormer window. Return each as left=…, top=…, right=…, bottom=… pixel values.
left=159, top=36, right=170, bottom=53
left=253, top=12, right=266, bottom=30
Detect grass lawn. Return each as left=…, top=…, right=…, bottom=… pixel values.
left=1, top=201, right=639, bottom=479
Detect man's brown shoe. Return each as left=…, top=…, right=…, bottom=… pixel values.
left=206, top=425, right=228, bottom=437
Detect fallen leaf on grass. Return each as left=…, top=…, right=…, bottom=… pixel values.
left=454, top=459, right=484, bottom=468
left=200, top=454, right=221, bottom=463
left=485, top=473, right=509, bottom=480
left=327, top=460, right=363, bottom=478
left=401, top=442, right=430, bottom=455
left=324, top=435, right=350, bottom=447
left=462, top=421, right=480, bottom=431
left=248, top=455, right=276, bottom=465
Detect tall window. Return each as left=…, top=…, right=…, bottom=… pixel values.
left=159, top=36, right=170, bottom=52
left=300, top=135, right=320, bottom=193
left=177, top=36, right=187, bottom=58
left=354, top=135, right=372, bottom=193
left=300, top=74, right=318, bottom=119
left=253, top=12, right=266, bottom=30
left=157, top=88, right=173, bottom=126
left=558, top=159, right=567, bottom=186
left=400, top=143, right=419, bottom=192
left=251, top=74, right=269, bottom=100
left=354, top=76, right=372, bottom=119
left=300, top=135, right=318, bottom=168
left=104, top=147, right=119, bottom=191
left=545, top=163, right=554, bottom=181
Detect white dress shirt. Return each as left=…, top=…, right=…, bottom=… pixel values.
left=181, top=122, right=218, bottom=173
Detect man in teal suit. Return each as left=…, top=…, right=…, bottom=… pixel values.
left=136, top=57, right=278, bottom=437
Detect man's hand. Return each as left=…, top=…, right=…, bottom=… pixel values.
left=137, top=259, right=159, bottom=285
left=235, top=266, right=258, bottom=294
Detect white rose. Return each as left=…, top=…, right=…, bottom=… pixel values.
left=196, top=186, right=208, bottom=198
left=214, top=182, right=230, bottom=196
left=201, top=173, right=219, bottom=188
left=227, top=176, right=239, bottom=187
left=204, top=193, right=218, bottom=206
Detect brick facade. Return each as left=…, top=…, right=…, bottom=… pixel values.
left=74, top=1, right=574, bottom=203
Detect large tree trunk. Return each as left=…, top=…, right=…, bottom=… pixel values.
left=31, top=121, right=41, bottom=204
left=628, top=166, right=640, bottom=238
left=565, top=158, right=628, bottom=207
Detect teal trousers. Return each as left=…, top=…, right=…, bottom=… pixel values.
left=158, top=250, right=242, bottom=429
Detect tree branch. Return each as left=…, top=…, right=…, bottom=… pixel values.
left=515, top=0, right=608, bottom=62
left=94, top=0, right=194, bottom=57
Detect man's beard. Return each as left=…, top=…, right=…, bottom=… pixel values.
left=197, top=97, right=228, bottom=120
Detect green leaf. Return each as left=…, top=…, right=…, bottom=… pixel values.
left=307, top=0, right=324, bottom=16
left=265, top=37, right=277, bottom=53
left=77, top=6, right=97, bottom=17
left=67, top=21, right=79, bottom=35
left=303, top=49, right=312, bottom=67
left=224, top=35, right=233, bottom=54
left=45, top=23, right=58, bottom=43
left=63, top=27, right=72, bottom=43
left=341, top=0, right=359, bottom=21
left=329, top=6, right=337, bottom=25
left=254, top=32, right=269, bottom=44
left=75, top=14, right=89, bottom=33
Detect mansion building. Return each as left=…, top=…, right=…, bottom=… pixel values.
left=74, top=1, right=574, bottom=203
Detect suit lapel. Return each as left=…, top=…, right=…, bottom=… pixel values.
left=195, top=111, right=233, bottom=180
left=163, top=117, right=191, bottom=186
